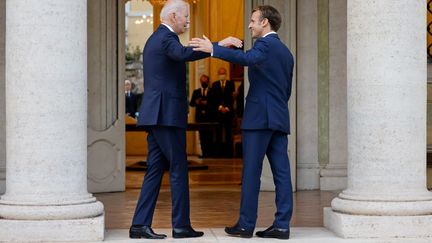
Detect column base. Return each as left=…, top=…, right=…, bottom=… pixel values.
left=324, top=207, right=432, bottom=238
left=0, top=214, right=104, bottom=242
left=320, top=177, right=347, bottom=191
left=320, top=168, right=347, bottom=191
left=297, top=168, right=320, bottom=190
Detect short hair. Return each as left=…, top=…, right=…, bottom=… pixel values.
left=200, top=74, right=209, bottom=81
left=218, top=67, right=227, bottom=75
left=252, top=5, right=282, bottom=32
left=160, top=0, right=188, bottom=21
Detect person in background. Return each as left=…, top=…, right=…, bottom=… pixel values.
left=211, top=67, right=235, bottom=157
left=125, top=79, right=137, bottom=118
left=190, top=74, right=215, bottom=157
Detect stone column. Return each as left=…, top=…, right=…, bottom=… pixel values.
left=324, top=0, right=432, bottom=238
left=0, top=1, right=104, bottom=241
left=319, top=0, right=347, bottom=191
left=297, top=0, right=320, bottom=190
left=0, top=0, right=5, bottom=195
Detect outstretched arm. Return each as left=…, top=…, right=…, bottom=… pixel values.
left=163, top=33, right=209, bottom=62
left=190, top=36, right=268, bottom=66
left=189, top=35, right=243, bottom=53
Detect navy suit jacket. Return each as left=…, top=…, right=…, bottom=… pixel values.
left=211, top=80, right=235, bottom=114
left=189, top=87, right=215, bottom=122
left=212, top=34, right=294, bottom=134
left=137, top=25, right=209, bottom=128
left=125, top=92, right=137, bottom=117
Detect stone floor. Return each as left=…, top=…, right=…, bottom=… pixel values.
left=93, top=228, right=432, bottom=243
left=91, top=157, right=432, bottom=242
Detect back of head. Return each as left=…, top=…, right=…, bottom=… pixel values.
left=253, top=5, right=282, bottom=32
left=160, top=0, right=188, bottom=21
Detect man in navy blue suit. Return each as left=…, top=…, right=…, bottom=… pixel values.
left=125, top=80, right=137, bottom=118
left=190, top=5, right=294, bottom=240
left=129, top=0, right=211, bottom=239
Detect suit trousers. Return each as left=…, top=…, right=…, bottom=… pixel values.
left=131, top=126, right=191, bottom=228
left=239, top=129, right=293, bottom=230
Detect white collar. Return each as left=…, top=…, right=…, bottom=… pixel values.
left=263, top=31, right=277, bottom=38
left=161, top=23, right=175, bottom=33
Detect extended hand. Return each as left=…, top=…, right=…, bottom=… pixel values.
left=189, top=35, right=213, bottom=53
left=218, top=36, right=243, bottom=48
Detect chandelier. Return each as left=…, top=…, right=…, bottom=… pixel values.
left=135, top=13, right=154, bottom=25
left=125, top=0, right=200, bottom=6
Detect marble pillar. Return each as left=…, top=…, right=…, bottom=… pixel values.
left=0, top=0, right=5, bottom=195
left=297, top=0, right=320, bottom=190
left=319, top=0, right=347, bottom=191
left=324, top=0, right=432, bottom=238
left=0, top=1, right=104, bottom=241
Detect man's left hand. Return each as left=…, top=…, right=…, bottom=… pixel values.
left=189, top=35, right=213, bottom=53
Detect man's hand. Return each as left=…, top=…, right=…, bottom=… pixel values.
left=218, top=36, right=243, bottom=48
left=189, top=35, right=213, bottom=53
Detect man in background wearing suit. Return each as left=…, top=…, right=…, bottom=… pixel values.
left=190, top=5, right=294, bottom=240
left=212, top=67, right=235, bottom=157
left=125, top=79, right=137, bottom=118
left=129, top=0, right=209, bottom=239
left=189, top=74, right=215, bottom=157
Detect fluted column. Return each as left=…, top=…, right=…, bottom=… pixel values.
left=0, top=0, right=5, bottom=195
left=319, top=0, right=347, bottom=191
left=297, top=0, right=321, bottom=190
left=324, top=0, right=432, bottom=238
left=0, top=1, right=104, bottom=241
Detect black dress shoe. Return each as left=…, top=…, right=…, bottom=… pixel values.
left=256, top=225, right=290, bottom=239
left=172, top=226, right=204, bottom=238
left=224, top=223, right=253, bottom=238
left=129, top=225, right=167, bottom=239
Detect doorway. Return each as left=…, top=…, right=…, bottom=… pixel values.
left=87, top=0, right=297, bottom=213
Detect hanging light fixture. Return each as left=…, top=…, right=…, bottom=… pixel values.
left=125, top=0, right=199, bottom=5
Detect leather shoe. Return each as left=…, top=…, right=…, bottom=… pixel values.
left=129, top=225, right=167, bottom=239
left=224, top=223, right=253, bottom=238
left=172, top=226, right=204, bottom=238
left=256, top=225, right=290, bottom=239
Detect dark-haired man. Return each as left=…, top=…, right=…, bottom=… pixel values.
left=190, top=5, right=294, bottom=240
left=189, top=74, right=215, bottom=157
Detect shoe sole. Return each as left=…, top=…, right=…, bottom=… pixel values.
left=129, top=234, right=166, bottom=239
left=172, top=235, right=204, bottom=238
left=226, top=233, right=253, bottom=238
left=256, top=235, right=290, bottom=240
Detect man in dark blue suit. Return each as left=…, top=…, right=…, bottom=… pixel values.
left=129, top=0, right=210, bottom=239
left=211, top=67, right=235, bottom=157
left=125, top=80, right=137, bottom=118
left=190, top=5, right=294, bottom=240
left=189, top=74, right=215, bottom=157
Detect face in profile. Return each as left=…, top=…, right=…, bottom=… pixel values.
left=173, top=5, right=190, bottom=35
left=248, top=10, right=265, bottom=38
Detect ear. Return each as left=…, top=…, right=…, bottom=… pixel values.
left=261, top=18, right=269, bottom=28
left=169, top=12, right=176, bottom=23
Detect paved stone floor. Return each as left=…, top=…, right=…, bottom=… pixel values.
left=92, top=228, right=432, bottom=243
